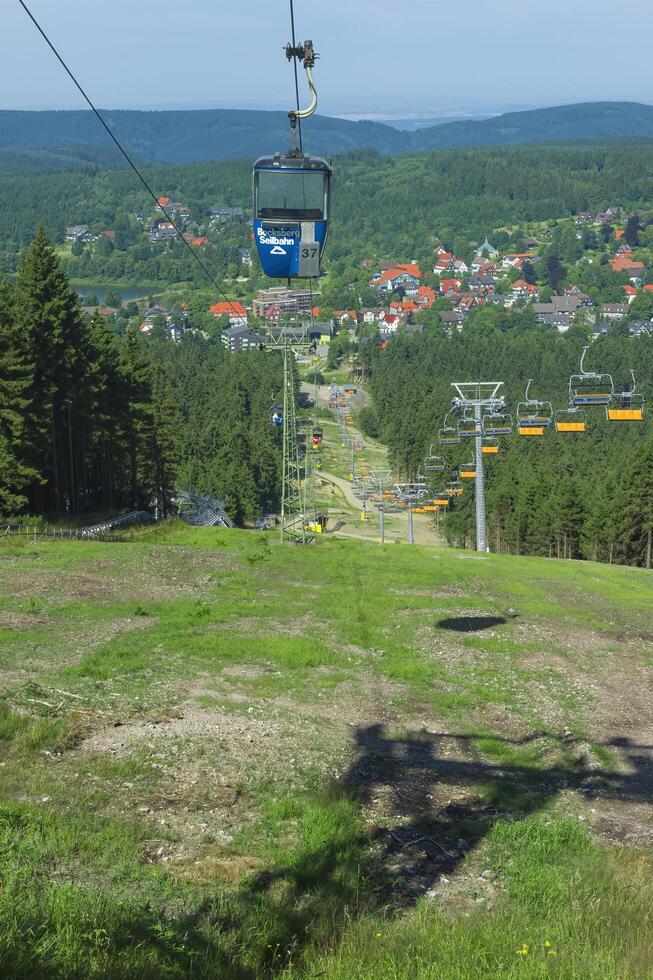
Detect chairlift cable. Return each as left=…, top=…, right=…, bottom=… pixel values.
left=17, top=0, right=244, bottom=320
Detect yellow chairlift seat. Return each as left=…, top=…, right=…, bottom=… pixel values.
left=555, top=407, right=587, bottom=433
left=606, top=378, right=645, bottom=422
left=518, top=426, right=545, bottom=436
left=482, top=445, right=499, bottom=454
left=607, top=407, right=644, bottom=421
left=460, top=469, right=476, bottom=479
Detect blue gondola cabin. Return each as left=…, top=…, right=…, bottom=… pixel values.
left=253, top=153, right=331, bottom=279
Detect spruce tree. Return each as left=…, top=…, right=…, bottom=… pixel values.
left=120, top=328, right=155, bottom=509
left=623, top=438, right=653, bottom=568
left=15, top=227, right=94, bottom=513
left=149, top=364, right=181, bottom=517
left=0, top=280, right=38, bottom=513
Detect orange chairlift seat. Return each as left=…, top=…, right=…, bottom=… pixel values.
left=555, top=408, right=587, bottom=433
left=517, top=379, right=553, bottom=437
left=607, top=372, right=645, bottom=422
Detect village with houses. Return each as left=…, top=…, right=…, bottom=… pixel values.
left=65, top=195, right=653, bottom=350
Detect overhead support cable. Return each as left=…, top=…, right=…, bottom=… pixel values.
left=17, top=0, right=244, bottom=319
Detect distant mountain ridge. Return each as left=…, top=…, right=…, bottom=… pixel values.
left=1, top=101, right=653, bottom=167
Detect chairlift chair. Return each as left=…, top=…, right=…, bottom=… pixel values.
left=439, top=413, right=461, bottom=446
left=607, top=371, right=645, bottom=421
left=459, top=463, right=477, bottom=480
left=445, top=479, right=463, bottom=497
left=425, top=446, right=446, bottom=473
left=569, top=346, right=614, bottom=407
left=269, top=404, right=283, bottom=428
left=555, top=407, right=587, bottom=433
left=517, top=379, right=553, bottom=436
left=482, top=438, right=499, bottom=455
left=482, top=411, right=513, bottom=437
left=457, top=416, right=484, bottom=439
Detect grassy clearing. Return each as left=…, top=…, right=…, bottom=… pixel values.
left=0, top=527, right=652, bottom=977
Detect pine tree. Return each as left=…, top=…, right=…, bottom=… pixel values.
left=149, top=364, right=181, bottom=517
left=15, top=227, right=95, bottom=513
left=120, top=328, right=155, bottom=510
left=622, top=438, right=653, bottom=568
left=0, top=281, right=38, bottom=513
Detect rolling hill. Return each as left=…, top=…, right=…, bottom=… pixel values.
left=1, top=101, right=653, bottom=169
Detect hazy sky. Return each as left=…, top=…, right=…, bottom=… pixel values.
left=3, top=0, right=653, bottom=118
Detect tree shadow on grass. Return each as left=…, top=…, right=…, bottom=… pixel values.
left=436, top=615, right=508, bottom=631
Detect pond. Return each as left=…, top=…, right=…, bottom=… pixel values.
left=74, top=284, right=157, bottom=305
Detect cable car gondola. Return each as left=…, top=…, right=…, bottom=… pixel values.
left=607, top=372, right=645, bottom=421
left=253, top=42, right=332, bottom=279
left=569, top=346, right=614, bottom=406
left=555, top=408, right=587, bottom=433
left=517, top=379, right=553, bottom=436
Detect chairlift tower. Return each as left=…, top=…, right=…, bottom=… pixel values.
left=394, top=479, right=428, bottom=545
left=370, top=469, right=393, bottom=544
left=270, top=326, right=317, bottom=543
left=451, top=381, right=506, bottom=553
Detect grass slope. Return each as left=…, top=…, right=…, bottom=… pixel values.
left=0, top=527, right=652, bottom=977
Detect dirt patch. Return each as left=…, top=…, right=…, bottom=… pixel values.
left=73, top=701, right=342, bottom=843
left=0, top=547, right=234, bottom=606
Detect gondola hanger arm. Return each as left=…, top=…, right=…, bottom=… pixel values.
left=285, top=40, right=319, bottom=140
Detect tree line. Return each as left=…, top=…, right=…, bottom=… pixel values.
left=0, top=230, right=282, bottom=523
left=7, top=142, right=653, bottom=291
left=364, top=315, right=653, bottom=568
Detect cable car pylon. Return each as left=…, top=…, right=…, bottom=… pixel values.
left=450, top=381, right=508, bottom=553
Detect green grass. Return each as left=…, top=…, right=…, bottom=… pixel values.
left=0, top=528, right=652, bottom=977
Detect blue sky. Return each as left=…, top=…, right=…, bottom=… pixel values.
left=4, top=0, right=653, bottom=118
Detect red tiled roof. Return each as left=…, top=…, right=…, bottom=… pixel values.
left=372, top=264, right=423, bottom=286
left=395, top=262, right=422, bottom=278
left=157, top=196, right=170, bottom=207
left=610, top=256, right=644, bottom=271
left=210, top=301, right=247, bottom=317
